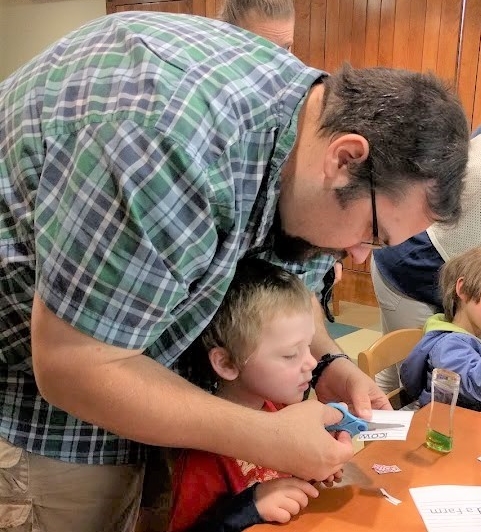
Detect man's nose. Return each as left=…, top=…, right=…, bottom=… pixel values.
left=344, top=245, right=372, bottom=264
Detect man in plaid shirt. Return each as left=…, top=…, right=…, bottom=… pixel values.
left=0, top=11, right=469, bottom=531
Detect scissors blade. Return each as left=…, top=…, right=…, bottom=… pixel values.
left=364, top=422, right=404, bottom=431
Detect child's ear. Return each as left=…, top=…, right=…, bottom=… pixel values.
left=208, top=347, right=240, bottom=381
left=456, top=277, right=466, bottom=301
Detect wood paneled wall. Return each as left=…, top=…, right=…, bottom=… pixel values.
left=290, top=0, right=481, bottom=308
left=106, top=0, right=480, bottom=129
left=105, top=0, right=480, bottom=309
left=293, top=0, right=481, bottom=131
left=107, top=0, right=224, bottom=17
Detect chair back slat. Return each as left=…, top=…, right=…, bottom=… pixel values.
left=357, top=328, right=423, bottom=408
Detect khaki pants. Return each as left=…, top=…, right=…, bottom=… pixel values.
left=136, top=448, right=174, bottom=532
left=370, top=256, right=436, bottom=393
left=0, top=436, right=144, bottom=532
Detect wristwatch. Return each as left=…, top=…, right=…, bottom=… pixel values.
left=311, top=353, right=350, bottom=388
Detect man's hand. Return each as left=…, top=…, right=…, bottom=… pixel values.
left=320, top=468, right=343, bottom=488
left=262, top=401, right=354, bottom=481
left=333, top=261, right=343, bottom=284
left=254, top=477, right=319, bottom=523
left=314, top=357, right=392, bottom=419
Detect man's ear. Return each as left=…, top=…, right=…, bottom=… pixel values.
left=324, top=133, right=369, bottom=183
left=208, top=347, right=240, bottom=381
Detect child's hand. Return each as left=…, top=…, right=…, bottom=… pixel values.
left=254, top=477, right=319, bottom=523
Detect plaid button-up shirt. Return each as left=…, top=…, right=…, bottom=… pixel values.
left=0, top=12, right=335, bottom=464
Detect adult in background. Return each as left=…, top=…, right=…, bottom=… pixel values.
left=0, top=11, right=469, bottom=532
left=372, top=133, right=481, bottom=393
left=221, top=0, right=295, bottom=51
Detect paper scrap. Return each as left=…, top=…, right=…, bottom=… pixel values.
left=380, top=487, right=402, bottom=505
left=372, top=463, right=402, bottom=474
left=410, top=485, right=481, bottom=531
left=357, top=409, right=414, bottom=441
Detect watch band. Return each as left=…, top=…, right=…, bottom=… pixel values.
left=311, top=353, right=350, bottom=389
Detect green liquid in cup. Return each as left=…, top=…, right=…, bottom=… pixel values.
left=426, top=428, right=452, bottom=453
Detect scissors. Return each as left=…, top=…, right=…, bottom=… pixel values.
left=325, top=402, right=404, bottom=437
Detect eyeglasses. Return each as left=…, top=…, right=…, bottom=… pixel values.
left=361, top=176, right=387, bottom=249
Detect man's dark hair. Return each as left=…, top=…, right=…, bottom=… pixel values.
left=320, top=64, right=470, bottom=225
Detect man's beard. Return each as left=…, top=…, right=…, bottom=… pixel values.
left=273, top=221, right=348, bottom=263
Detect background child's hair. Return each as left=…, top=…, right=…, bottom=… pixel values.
left=219, top=0, right=295, bottom=24
left=440, top=246, right=481, bottom=321
left=176, top=257, right=312, bottom=391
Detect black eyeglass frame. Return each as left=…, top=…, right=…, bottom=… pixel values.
left=361, top=176, right=386, bottom=249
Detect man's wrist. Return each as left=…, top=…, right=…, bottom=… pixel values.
left=311, top=353, right=350, bottom=388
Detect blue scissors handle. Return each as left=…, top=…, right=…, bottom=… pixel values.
left=325, top=402, right=368, bottom=437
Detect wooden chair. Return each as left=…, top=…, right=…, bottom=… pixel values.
left=357, top=328, right=423, bottom=409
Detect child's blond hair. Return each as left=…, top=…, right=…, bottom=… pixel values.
left=176, top=257, right=312, bottom=390
left=440, top=246, right=481, bottom=321
left=202, top=257, right=312, bottom=366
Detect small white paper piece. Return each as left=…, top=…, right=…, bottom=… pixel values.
left=477, top=456, right=481, bottom=462
left=357, top=409, right=414, bottom=441
left=410, top=485, right=481, bottom=531
left=380, top=487, right=402, bottom=505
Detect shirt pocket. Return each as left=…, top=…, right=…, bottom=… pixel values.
left=0, top=498, right=31, bottom=529
left=0, top=438, right=31, bottom=529
left=0, top=438, right=28, bottom=495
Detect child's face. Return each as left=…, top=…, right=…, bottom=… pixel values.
left=457, top=296, right=481, bottom=337
left=455, top=280, right=481, bottom=336
left=237, top=310, right=317, bottom=406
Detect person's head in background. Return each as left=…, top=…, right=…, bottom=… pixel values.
left=275, top=64, right=470, bottom=266
left=220, top=0, right=295, bottom=51
left=189, top=257, right=316, bottom=409
left=440, top=246, right=481, bottom=336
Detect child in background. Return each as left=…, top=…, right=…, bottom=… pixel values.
left=169, top=258, right=343, bottom=532
left=400, top=246, right=481, bottom=411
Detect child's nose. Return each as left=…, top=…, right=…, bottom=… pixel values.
left=304, top=350, right=318, bottom=372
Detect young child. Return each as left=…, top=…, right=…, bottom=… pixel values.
left=400, top=246, right=481, bottom=411
left=169, top=258, right=341, bottom=532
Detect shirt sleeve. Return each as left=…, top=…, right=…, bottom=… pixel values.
left=400, top=343, right=430, bottom=401
left=169, top=450, right=264, bottom=532
left=186, top=484, right=264, bottom=532
left=430, top=335, right=481, bottom=405
left=36, top=122, right=219, bottom=349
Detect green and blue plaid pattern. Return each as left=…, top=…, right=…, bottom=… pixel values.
left=0, top=12, right=334, bottom=463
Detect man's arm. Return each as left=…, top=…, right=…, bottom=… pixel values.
left=31, top=293, right=352, bottom=480
left=309, top=295, right=391, bottom=415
